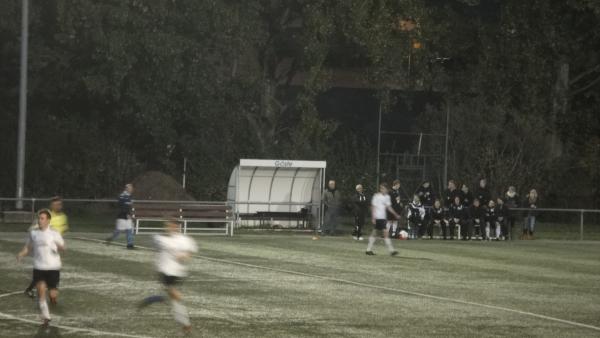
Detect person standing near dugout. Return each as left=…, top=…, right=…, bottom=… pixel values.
left=387, top=179, right=404, bottom=238
left=17, top=209, right=65, bottom=327
left=352, top=184, right=369, bottom=240
left=322, top=180, right=342, bottom=236
left=106, top=183, right=135, bottom=249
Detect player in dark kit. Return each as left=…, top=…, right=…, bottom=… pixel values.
left=387, top=180, right=404, bottom=238
left=469, top=198, right=486, bottom=240
left=485, top=200, right=501, bottom=241
left=448, top=196, right=468, bottom=240
left=443, top=180, right=461, bottom=208
left=429, top=199, right=447, bottom=239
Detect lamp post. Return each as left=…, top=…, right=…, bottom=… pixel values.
left=15, top=0, right=29, bottom=210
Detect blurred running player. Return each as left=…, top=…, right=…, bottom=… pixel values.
left=366, top=184, right=400, bottom=256
left=106, top=183, right=135, bottom=249
left=17, top=209, right=65, bottom=327
left=139, top=219, right=198, bottom=334
left=25, top=196, right=69, bottom=297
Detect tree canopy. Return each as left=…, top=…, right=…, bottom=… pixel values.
left=1, top=0, right=599, bottom=207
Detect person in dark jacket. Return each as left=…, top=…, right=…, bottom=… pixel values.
left=429, top=199, right=447, bottom=239
left=475, top=178, right=491, bottom=207
left=352, top=184, right=369, bottom=241
left=485, top=200, right=501, bottom=241
left=416, top=181, right=435, bottom=207
left=387, top=180, right=404, bottom=238
left=443, top=180, right=461, bottom=208
left=106, top=183, right=135, bottom=249
left=496, top=197, right=509, bottom=240
left=448, top=196, right=467, bottom=240
left=469, top=198, right=486, bottom=240
left=322, top=180, right=342, bottom=236
left=522, top=189, right=539, bottom=240
left=460, top=184, right=473, bottom=208
left=407, top=195, right=425, bottom=239
left=416, top=181, right=435, bottom=236
left=504, top=186, right=519, bottom=240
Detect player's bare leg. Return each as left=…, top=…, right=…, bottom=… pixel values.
left=36, top=281, right=51, bottom=327
left=167, top=287, right=191, bottom=334
left=49, top=288, right=59, bottom=305
left=383, top=228, right=398, bottom=256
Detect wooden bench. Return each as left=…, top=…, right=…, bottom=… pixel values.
left=132, top=202, right=233, bottom=236
left=237, top=209, right=310, bottom=229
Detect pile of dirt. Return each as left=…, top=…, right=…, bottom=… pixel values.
left=131, top=171, right=194, bottom=201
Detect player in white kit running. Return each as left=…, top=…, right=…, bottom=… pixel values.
left=366, top=183, right=400, bottom=256
left=17, top=209, right=65, bottom=327
left=139, top=219, right=198, bottom=334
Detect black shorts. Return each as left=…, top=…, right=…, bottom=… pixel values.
left=374, top=219, right=387, bottom=230
left=32, top=269, right=60, bottom=289
left=159, top=273, right=183, bottom=287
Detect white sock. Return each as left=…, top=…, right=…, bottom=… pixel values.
left=485, top=225, right=490, bottom=238
left=385, top=221, right=392, bottom=232
left=367, top=236, right=376, bottom=251
left=384, top=238, right=395, bottom=252
left=39, top=300, right=50, bottom=320
left=392, top=223, right=397, bottom=233
left=495, top=225, right=501, bottom=238
left=171, top=300, right=190, bottom=327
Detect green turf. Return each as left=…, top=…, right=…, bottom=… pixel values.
left=0, top=232, right=599, bottom=337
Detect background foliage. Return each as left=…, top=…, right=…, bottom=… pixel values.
left=1, top=0, right=599, bottom=207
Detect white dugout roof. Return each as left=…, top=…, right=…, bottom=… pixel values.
left=227, top=159, right=326, bottom=219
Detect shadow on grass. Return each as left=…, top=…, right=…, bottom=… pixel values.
left=34, top=325, right=62, bottom=338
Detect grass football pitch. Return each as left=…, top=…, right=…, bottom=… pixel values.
left=0, top=232, right=599, bottom=337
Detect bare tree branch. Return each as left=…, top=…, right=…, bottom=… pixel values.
left=570, top=73, right=600, bottom=96
left=569, top=64, right=600, bottom=86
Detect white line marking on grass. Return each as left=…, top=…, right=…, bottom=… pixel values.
left=0, top=312, right=154, bottom=338
left=72, top=236, right=600, bottom=333
left=0, top=282, right=155, bottom=338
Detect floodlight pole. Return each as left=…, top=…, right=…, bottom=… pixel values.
left=443, top=101, right=450, bottom=187
left=375, top=102, right=382, bottom=188
left=15, top=0, right=29, bottom=210
left=182, top=157, right=187, bottom=189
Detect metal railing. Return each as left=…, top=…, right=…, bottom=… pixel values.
left=1, top=197, right=599, bottom=240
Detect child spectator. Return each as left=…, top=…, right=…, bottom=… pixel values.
left=407, top=195, right=425, bottom=239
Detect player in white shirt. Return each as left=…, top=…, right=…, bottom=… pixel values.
left=366, top=184, right=400, bottom=256
left=139, top=219, right=198, bottom=334
left=17, top=209, right=65, bottom=327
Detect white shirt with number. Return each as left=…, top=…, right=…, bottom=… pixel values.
left=154, top=233, right=198, bottom=277
left=27, top=227, right=64, bottom=270
left=372, top=193, right=391, bottom=220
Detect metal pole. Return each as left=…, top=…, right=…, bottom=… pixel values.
left=580, top=210, right=584, bottom=241
left=15, top=0, right=29, bottom=210
left=376, top=101, right=382, bottom=188
left=182, top=157, right=187, bottom=189
left=443, top=101, right=450, bottom=186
